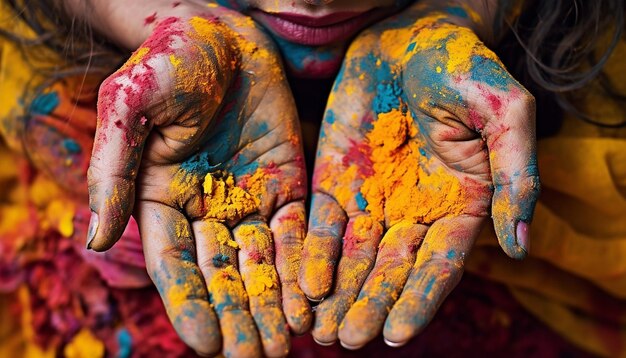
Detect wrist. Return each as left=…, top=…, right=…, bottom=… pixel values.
left=60, top=0, right=202, bottom=50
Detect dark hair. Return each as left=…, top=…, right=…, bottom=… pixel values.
left=497, top=0, right=626, bottom=134
left=0, top=0, right=124, bottom=83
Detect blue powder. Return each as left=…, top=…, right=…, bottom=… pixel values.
left=422, top=276, right=437, bottom=296
left=31, top=92, right=59, bottom=115
left=62, top=139, right=81, bottom=154
left=325, top=109, right=336, bottom=124
left=180, top=152, right=212, bottom=174
left=117, top=328, right=132, bottom=358
left=373, top=81, right=403, bottom=115
left=470, top=55, right=511, bottom=91
left=273, top=37, right=336, bottom=72
left=212, top=253, right=230, bottom=267
left=355, top=192, right=368, bottom=211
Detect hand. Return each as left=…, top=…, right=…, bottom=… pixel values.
left=87, top=6, right=311, bottom=357
left=299, top=10, right=539, bottom=348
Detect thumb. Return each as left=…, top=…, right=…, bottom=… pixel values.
left=483, top=93, right=540, bottom=259
left=87, top=70, right=154, bottom=251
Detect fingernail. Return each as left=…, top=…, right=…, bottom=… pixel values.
left=384, top=338, right=407, bottom=348
left=312, top=337, right=335, bottom=346
left=339, top=341, right=364, bottom=350
left=306, top=295, right=324, bottom=303
left=86, top=211, right=99, bottom=250
left=516, top=221, right=530, bottom=253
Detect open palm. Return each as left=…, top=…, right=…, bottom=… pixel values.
left=87, top=7, right=310, bottom=357
left=299, top=10, right=540, bottom=348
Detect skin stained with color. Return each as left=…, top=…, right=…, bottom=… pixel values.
left=86, top=7, right=311, bottom=358
left=300, top=6, right=539, bottom=349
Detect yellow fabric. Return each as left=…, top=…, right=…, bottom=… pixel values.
left=469, top=35, right=626, bottom=356
left=0, top=3, right=85, bottom=355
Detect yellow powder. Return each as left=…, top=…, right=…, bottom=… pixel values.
left=361, top=109, right=467, bottom=226
left=245, top=264, right=278, bottom=296
left=169, top=54, right=182, bottom=68
left=236, top=224, right=272, bottom=252
left=377, top=13, right=501, bottom=74
left=319, top=165, right=360, bottom=209
left=63, top=329, right=105, bottom=358
left=166, top=262, right=205, bottom=312
left=126, top=47, right=150, bottom=67
left=46, top=199, right=74, bottom=238
left=202, top=171, right=259, bottom=221
left=241, top=167, right=270, bottom=200
left=174, top=219, right=190, bottom=239
left=209, top=221, right=239, bottom=249
left=208, top=265, right=249, bottom=308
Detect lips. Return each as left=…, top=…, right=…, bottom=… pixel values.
left=251, top=10, right=379, bottom=46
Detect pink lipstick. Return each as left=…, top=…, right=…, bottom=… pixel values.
left=251, top=10, right=379, bottom=46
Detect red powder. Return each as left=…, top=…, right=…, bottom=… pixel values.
left=487, top=93, right=502, bottom=113
left=343, top=139, right=373, bottom=177
left=264, top=162, right=281, bottom=175
left=467, top=108, right=484, bottom=131
left=144, top=12, right=158, bottom=26
left=248, top=251, right=263, bottom=264
left=278, top=213, right=301, bottom=223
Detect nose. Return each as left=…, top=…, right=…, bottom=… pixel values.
left=302, top=0, right=334, bottom=5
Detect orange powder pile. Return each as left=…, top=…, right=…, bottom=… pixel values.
left=360, top=109, right=466, bottom=226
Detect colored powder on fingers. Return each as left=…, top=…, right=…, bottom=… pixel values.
left=208, top=265, right=249, bottom=312
left=245, top=264, right=278, bottom=296
left=166, top=263, right=205, bottom=312
left=202, top=171, right=259, bottom=221
left=360, top=109, right=467, bottom=226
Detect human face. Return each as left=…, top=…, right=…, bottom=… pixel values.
left=213, top=0, right=414, bottom=77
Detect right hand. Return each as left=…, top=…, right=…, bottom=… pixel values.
left=87, top=6, right=311, bottom=357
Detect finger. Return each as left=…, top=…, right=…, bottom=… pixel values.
left=299, top=193, right=348, bottom=300
left=485, top=93, right=539, bottom=259
left=136, top=201, right=220, bottom=357
left=234, top=217, right=290, bottom=358
left=87, top=70, right=153, bottom=251
left=312, top=215, right=383, bottom=346
left=384, top=215, right=484, bottom=346
left=338, top=221, right=428, bottom=349
left=193, top=219, right=262, bottom=358
left=462, top=56, right=540, bottom=259
left=269, top=201, right=312, bottom=335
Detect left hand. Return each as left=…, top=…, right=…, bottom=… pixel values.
left=299, top=9, right=540, bottom=348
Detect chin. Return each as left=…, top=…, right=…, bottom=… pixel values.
left=285, top=55, right=344, bottom=79
left=273, top=37, right=346, bottom=79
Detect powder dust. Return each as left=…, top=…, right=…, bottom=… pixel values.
left=361, top=108, right=466, bottom=226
